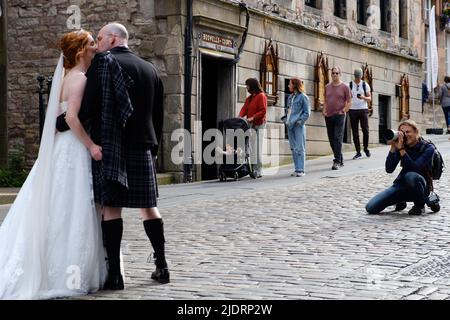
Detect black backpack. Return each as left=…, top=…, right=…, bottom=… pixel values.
left=419, top=140, right=444, bottom=180
left=349, top=81, right=369, bottom=96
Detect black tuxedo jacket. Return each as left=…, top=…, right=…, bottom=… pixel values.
left=56, top=46, right=164, bottom=156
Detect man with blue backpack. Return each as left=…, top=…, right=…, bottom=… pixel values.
left=366, top=120, right=443, bottom=215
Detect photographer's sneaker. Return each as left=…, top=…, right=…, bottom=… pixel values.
left=364, top=148, right=371, bottom=157
left=331, top=162, right=339, bottom=170
left=408, top=206, right=425, bottom=215
left=295, top=171, right=305, bottom=177
left=353, top=152, right=362, bottom=160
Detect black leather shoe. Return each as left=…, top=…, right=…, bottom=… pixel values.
left=395, top=202, right=407, bottom=211
left=408, top=206, right=425, bottom=215
left=151, top=267, right=170, bottom=284
left=103, top=273, right=124, bottom=290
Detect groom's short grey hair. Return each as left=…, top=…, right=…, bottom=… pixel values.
left=105, top=22, right=129, bottom=41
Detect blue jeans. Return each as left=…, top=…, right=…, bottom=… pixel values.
left=288, top=123, right=306, bottom=172
left=366, top=172, right=428, bottom=214
left=325, top=114, right=345, bottom=164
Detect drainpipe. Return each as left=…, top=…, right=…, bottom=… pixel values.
left=183, top=0, right=193, bottom=183
left=229, top=1, right=249, bottom=66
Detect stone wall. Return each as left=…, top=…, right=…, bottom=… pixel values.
left=5, top=0, right=174, bottom=168
left=0, top=0, right=7, bottom=166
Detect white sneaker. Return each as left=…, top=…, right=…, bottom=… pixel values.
left=295, top=172, right=305, bottom=177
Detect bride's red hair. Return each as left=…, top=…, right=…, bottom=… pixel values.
left=59, top=30, right=92, bottom=69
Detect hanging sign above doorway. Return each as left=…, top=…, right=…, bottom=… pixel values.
left=198, top=31, right=236, bottom=54
left=194, top=15, right=245, bottom=56
left=201, top=32, right=234, bottom=49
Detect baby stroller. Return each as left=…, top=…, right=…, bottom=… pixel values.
left=217, top=117, right=257, bottom=181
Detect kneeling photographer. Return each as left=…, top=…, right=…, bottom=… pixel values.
left=366, top=120, right=436, bottom=215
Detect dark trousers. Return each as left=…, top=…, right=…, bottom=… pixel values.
left=325, top=114, right=346, bottom=164
left=442, top=106, right=450, bottom=128
left=349, top=109, right=369, bottom=153
left=365, top=172, right=428, bottom=214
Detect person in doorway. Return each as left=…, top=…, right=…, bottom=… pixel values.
left=239, top=78, right=267, bottom=178
left=439, top=76, right=450, bottom=134
left=349, top=68, right=372, bottom=160
left=323, top=67, right=352, bottom=170
left=286, top=77, right=310, bottom=177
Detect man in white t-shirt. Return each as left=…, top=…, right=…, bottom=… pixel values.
left=349, top=68, right=372, bottom=160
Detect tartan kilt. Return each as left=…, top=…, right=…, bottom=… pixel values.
left=93, top=144, right=158, bottom=208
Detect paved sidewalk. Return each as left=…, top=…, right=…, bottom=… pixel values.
left=1, top=135, right=449, bottom=299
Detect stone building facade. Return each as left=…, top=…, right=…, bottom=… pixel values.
left=0, top=0, right=438, bottom=182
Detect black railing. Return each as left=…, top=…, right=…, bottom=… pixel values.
left=36, top=75, right=52, bottom=141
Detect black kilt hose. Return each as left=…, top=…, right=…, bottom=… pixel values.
left=93, top=144, right=158, bottom=208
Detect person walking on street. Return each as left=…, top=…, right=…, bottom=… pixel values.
left=349, top=68, right=372, bottom=160
left=439, top=76, right=450, bottom=134
left=286, top=77, right=310, bottom=177
left=239, top=78, right=267, bottom=178
left=323, top=67, right=352, bottom=170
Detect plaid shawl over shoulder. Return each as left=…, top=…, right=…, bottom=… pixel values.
left=98, top=52, right=134, bottom=189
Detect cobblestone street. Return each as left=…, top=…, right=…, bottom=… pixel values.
left=1, top=137, right=449, bottom=300
left=73, top=137, right=450, bottom=300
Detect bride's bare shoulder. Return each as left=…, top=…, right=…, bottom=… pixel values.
left=64, top=71, right=87, bottom=88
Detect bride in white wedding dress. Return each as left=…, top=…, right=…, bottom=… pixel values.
left=0, top=30, right=107, bottom=299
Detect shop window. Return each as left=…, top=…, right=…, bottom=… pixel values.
left=260, top=40, right=279, bottom=106
left=362, top=63, right=374, bottom=117
left=399, top=74, right=410, bottom=120
left=314, top=52, right=330, bottom=111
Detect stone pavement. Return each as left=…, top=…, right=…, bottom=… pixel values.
left=83, top=135, right=450, bottom=300
left=1, top=135, right=450, bottom=300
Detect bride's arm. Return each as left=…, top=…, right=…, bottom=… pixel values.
left=65, top=74, right=102, bottom=161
